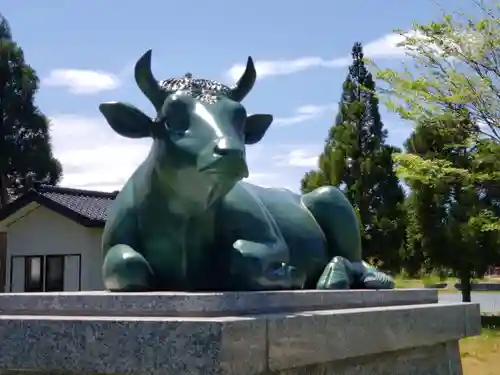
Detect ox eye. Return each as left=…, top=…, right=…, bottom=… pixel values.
left=232, top=107, right=247, bottom=126
left=165, top=98, right=191, bottom=133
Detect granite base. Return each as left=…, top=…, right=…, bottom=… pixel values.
left=0, top=289, right=480, bottom=375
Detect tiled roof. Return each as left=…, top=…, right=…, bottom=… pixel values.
left=36, top=185, right=118, bottom=223
left=0, top=184, right=118, bottom=227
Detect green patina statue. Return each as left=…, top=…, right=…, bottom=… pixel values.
left=99, top=50, right=395, bottom=292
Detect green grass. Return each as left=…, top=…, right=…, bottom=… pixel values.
left=393, top=277, right=426, bottom=288
left=461, top=326, right=500, bottom=375
left=393, top=274, right=448, bottom=288
left=393, top=275, right=500, bottom=290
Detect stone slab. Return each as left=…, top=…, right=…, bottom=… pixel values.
left=0, top=342, right=465, bottom=375
left=273, top=341, right=463, bottom=375
left=0, top=302, right=480, bottom=375
left=0, top=289, right=437, bottom=317
left=267, top=302, right=480, bottom=371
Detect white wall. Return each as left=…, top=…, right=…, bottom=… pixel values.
left=5, top=204, right=104, bottom=291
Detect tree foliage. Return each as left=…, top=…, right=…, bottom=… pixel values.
left=377, top=1, right=500, bottom=138
left=0, top=14, right=62, bottom=207
left=301, top=43, right=406, bottom=271
left=376, top=0, right=500, bottom=301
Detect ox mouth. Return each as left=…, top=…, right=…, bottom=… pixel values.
left=201, top=167, right=249, bottom=179
left=198, top=157, right=249, bottom=179
left=198, top=163, right=248, bottom=178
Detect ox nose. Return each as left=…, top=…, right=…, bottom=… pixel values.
left=213, top=139, right=244, bottom=159
left=198, top=138, right=248, bottom=178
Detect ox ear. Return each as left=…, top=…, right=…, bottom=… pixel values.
left=99, top=102, right=154, bottom=138
left=244, top=114, right=273, bottom=145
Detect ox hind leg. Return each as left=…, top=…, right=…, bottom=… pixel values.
left=102, top=245, right=154, bottom=292
left=302, top=186, right=394, bottom=290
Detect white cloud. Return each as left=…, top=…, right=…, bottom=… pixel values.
left=43, top=69, right=121, bottom=95
left=362, top=33, right=408, bottom=59
left=274, top=103, right=335, bottom=127
left=227, top=56, right=349, bottom=82
left=272, top=145, right=322, bottom=168
left=245, top=172, right=284, bottom=188
left=226, top=32, right=410, bottom=82
left=278, top=149, right=319, bottom=168
left=49, top=114, right=150, bottom=191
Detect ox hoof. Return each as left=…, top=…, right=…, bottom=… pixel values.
left=230, top=240, right=293, bottom=291
left=102, top=244, right=154, bottom=292
left=316, top=256, right=354, bottom=290
left=352, top=260, right=395, bottom=289
left=359, top=268, right=395, bottom=290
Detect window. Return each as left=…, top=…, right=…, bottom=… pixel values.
left=0, top=232, right=6, bottom=293
left=21, top=255, right=71, bottom=292
left=24, top=256, right=44, bottom=292
left=45, top=256, right=65, bottom=292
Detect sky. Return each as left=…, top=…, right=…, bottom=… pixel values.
left=2, top=0, right=476, bottom=192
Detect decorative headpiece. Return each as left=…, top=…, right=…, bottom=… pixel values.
left=134, top=50, right=257, bottom=111
left=158, top=73, right=233, bottom=104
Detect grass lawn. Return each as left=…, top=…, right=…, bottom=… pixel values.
left=461, top=327, right=500, bottom=375
left=393, top=277, right=426, bottom=288
left=393, top=275, right=500, bottom=290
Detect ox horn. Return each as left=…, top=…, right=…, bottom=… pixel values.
left=134, top=49, right=166, bottom=112
left=229, top=56, right=256, bottom=102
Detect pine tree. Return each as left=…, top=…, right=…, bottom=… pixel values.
left=0, top=15, right=62, bottom=207
left=301, top=42, right=406, bottom=271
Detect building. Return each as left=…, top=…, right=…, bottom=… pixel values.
left=0, top=185, right=117, bottom=292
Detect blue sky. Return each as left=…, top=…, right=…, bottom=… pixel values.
left=3, top=0, right=473, bottom=192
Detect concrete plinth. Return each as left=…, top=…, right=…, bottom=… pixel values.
left=0, top=289, right=480, bottom=375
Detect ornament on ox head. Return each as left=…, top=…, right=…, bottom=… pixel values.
left=133, top=49, right=257, bottom=111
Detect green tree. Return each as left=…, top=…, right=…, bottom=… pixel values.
left=376, top=0, right=500, bottom=301
left=0, top=15, right=62, bottom=207
left=301, top=42, right=406, bottom=271
left=399, top=116, right=500, bottom=301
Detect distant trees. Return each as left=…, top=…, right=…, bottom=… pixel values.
left=301, top=43, right=406, bottom=272
left=0, top=15, right=61, bottom=207
left=376, top=0, right=500, bottom=301
left=301, top=1, right=500, bottom=296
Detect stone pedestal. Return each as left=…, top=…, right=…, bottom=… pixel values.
left=0, top=289, right=480, bottom=375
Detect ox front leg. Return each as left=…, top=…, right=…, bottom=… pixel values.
left=355, top=260, right=395, bottom=289
left=316, top=256, right=395, bottom=290
left=230, top=240, right=297, bottom=291
left=102, top=244, right=154, bottom=292
left=316, top=256, right=354, bottom=289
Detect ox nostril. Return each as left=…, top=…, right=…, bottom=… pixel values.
left=213, top=140, right=244, bottom=158
left=214, top=145, right=230, bottom=156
